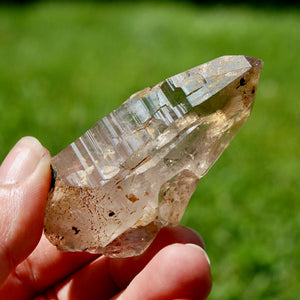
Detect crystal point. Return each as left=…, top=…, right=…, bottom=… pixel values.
left=44, top=55, right=263, bottom=257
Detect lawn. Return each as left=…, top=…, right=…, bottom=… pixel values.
left=0, top=1, right=299, bottom=299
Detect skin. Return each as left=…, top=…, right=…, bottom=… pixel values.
left=0, top=137, right=212, bottom=300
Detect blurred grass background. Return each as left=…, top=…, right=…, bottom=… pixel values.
left=0, top=1, right=299, bottom=299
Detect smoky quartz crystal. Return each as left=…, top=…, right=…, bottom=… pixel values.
left=44, top=55, right=263, bottom=257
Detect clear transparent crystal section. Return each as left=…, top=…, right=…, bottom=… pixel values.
left=44, top=55, right=263, bottom=257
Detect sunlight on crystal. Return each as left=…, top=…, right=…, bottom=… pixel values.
left=44, top=55, right=263, bottom=257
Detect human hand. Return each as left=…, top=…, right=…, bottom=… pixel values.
left=0, top=137, right=212, bottom=300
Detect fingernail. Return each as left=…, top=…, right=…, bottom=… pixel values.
left=186, top=243, right=211, bottom=266
left=0, top=137, right=49, bottom=185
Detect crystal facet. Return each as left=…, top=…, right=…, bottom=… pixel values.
left=44, top=55, right=263, bottom=257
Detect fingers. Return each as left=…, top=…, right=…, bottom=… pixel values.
left=109, top=226, right=206, bottom=289
left=0, top=137, right=51, bottom=285
left=0, top=137, right=212, bottom=300
left=50, top=226, right=211, bottom=300
left=1, top=226, right=208, bottom=299
left=115, top=243, right=211, bottom=300
left=0, top=236, right=99, bottom=299
left=110, top=226, right=211, bottom=300
left=52, top=256, right=119, bottom=300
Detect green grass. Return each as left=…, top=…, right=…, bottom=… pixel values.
left=0, top=1, right=299, bottom=299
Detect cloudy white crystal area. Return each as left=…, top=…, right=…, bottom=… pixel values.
left=44, top=55, right=263, bottom=257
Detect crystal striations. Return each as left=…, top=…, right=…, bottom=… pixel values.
left=44, top=55, right=263, bottom=257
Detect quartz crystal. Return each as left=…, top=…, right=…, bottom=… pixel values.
left=44, top=55, right=263, bottom=257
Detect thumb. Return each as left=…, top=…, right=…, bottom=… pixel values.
left=0, top=137, right=51, bottom=285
